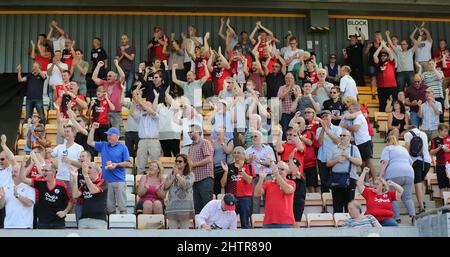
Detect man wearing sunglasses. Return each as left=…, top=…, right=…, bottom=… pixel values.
left=316, top=110, right=342, bottom=193
left=20, top=162, right=72, bottom=229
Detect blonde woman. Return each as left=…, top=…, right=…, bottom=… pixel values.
left=136, top=161, right=166, bottom=215
left=357, top=167, right=404, bottom=226
left=380, top=135, right=415, bottom=224
left=220, top=146, right=255, bottom=228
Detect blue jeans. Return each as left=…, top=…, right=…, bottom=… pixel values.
left=75, top=202, right=83, bottom=224
left=125, top=70, right=134, bottom=97
left=26, top=99, right=45, bottom=123
left=396, top=71, right=414, bottom=92
left=236, top=196, right=252, bottom=229
left=410, top=111, right=419, bottom=128
left=263, top=224, right=293, bottom=228
left=380, top=218, right=398, bottom=226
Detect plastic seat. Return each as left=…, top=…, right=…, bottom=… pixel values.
left=108, top=214, right=136, bottom=229
left=137, top=214, right=165, bottom=229
left=251, top=214, right=264, bottom=228
left=333, top=213, right=351, bottom=227
left=65, top=213, right=78, bottom=229
left=304, top=193, right=323, bottom=214
left=306, top=213, right=334, bottom=228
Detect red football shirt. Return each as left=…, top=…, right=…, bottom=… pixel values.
left=262, top=179, right=296, bottom=225
left=279, top=143, right=305, bottom=176
left=265, top=58, right=277, bottom=74
left=230, top=55, right=252, bottom=75
left=194, top=56, right=212, bottom=81
left=225, top=163, right=255, bottom=198
left=62, top=49, right=74, bottom=71
left=301, top=130, right=318, bottom=168
left=213, top=67, right=232, bottom=95
left=34, top=55, right=51, bottom=71
left=91, top=98, right=110, bottom=125
left=362, top=187, right=397, bottom=221
left=376, top=59, right=397, bottom=88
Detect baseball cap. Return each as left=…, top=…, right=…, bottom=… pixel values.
left=319, top=110, right=331, bottom=117
left=223, top=193, right=237, bottom=211
left=105, top=127, right=120, bottom=136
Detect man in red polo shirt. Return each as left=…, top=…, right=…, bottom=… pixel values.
left=374, top=40, right=398, bottom=111
left=147, top=26, right=168, bottom=65
left=254, top=161, right=296, bottom=228
left=207, top=47, right=231, bottom=95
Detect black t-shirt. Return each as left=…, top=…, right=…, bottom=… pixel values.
left=91, top=47, right=108, bottom=78
left=368, top=44, right=382, bottom=66
left=91, top=47, right=108, bottom=67
left=74, top=134, right=95, bottom=159
left=322, top=99, right=346, bottom=126
left=266, top=72, right=285, bottom=98
left=26, top=73, right=45, bottom=100
left=79, top=178, right=108, bottom=221
left=431, top=137, right=445, bottom=166
left=32, top=179, right=72, bottom=226
left=345, top=43, right=364, bottom=67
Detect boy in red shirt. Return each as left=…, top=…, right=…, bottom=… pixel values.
left=255, top=161, right=296, bottom=228
left=430, top=123, right=450, bottom=191
left=89, top=85, right=115, bottom=142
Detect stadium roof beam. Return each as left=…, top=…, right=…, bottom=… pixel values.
left=1, top=0, right=450, bottom=16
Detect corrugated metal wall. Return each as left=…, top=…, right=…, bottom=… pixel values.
left=1, top=14, right=449, bottom=72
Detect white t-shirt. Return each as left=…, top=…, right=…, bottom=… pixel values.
left=52, top=36, right=66, bottom=53
left=352, top=114, right=371, bottom=145
left=157, top=104, right=182, bottom=140
left=340, top=75, right=358, bottom=99
left=404, top=128, right=432, bottom=163
left=3, top=182, right=35, bottom=229
left=284, top=48, right=304, bottom=71
left=47, top=62, right=69, bottom=86
left=415, top=40, right=432, bottom=63
left=51, top=142, right=84, bottom=181
left=0, top=165, right=13, bottom=187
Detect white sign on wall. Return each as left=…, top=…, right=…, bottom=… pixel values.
left=347, top=19, right=369, bottom=40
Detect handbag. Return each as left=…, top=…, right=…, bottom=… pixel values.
left=329, top=145, right=353, bottom=190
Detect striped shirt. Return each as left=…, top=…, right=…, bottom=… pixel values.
left=188, top=138, right=214, bottom=182
left=422, top=70, right=444, bottom=98
left=342, top=215, right=379, bottom=228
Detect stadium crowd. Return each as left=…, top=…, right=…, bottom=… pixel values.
left=0, top=18, right=450, bottom=230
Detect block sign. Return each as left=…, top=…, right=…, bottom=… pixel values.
left=347, top=19, right=369, bottom=40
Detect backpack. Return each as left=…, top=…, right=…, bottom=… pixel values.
left=409, top=130, right=423, bottom=158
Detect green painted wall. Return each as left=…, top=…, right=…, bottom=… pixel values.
left=1, top=14, right=449, bottom=73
